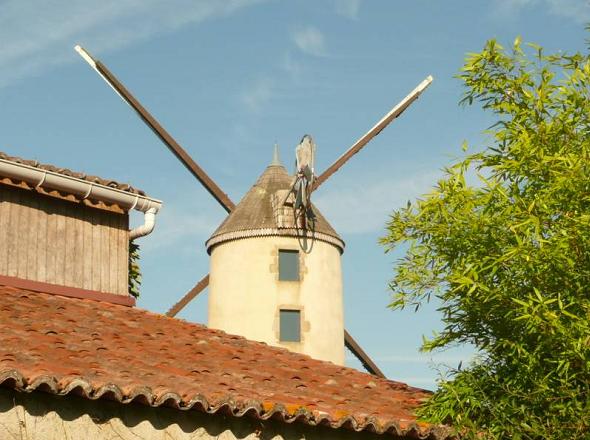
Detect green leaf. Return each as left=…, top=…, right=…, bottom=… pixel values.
left=383, top=32, right=590, bottom=440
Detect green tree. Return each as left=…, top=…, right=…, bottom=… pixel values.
left=381, top=35, right=590, bottom=439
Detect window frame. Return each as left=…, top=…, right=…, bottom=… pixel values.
left=278, top=249, right=300, bottom=281
left=279, top=309, right=301, bottom=342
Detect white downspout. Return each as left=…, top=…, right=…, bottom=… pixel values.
left=0, top=158, right=162, bottom=239
left=130, top=207, right=158, bottom=240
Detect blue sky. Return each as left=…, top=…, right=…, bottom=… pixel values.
left=1, top=0, right=588, bottom=389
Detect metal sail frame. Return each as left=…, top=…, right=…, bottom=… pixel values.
left=76, top=45, right=433, bottom=379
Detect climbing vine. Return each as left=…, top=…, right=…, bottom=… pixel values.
left=128, top=241, right=141, bottom=299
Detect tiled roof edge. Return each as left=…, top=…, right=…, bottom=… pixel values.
left=206, top=228, right=345, bottom=254
left=0, top=275, right=135, bottom=307
left=0, top=151, right=146, bottom=196
left=0, top=368, right=452, bottom=439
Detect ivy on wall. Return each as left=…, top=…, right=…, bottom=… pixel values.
left=128, top=241, right=141, bottom=299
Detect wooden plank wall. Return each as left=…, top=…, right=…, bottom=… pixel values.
left=0, top=185, right=129, bottom=296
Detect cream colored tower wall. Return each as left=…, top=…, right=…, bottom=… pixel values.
left=208, top=236, right=344, bottom=365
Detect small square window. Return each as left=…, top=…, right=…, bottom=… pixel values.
left=280, top=309, right=301, bottom=342
left=279, top=249, right=299, bottom=281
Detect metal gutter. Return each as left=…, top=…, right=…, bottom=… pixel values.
left=0, top=158, right=162, bottom=239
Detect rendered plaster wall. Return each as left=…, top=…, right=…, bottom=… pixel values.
left=0, top=388, right=381, bottom=440
left=208, top=236, right=344, bottom=365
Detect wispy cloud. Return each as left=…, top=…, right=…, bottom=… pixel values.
left=238, top=26, right=319, bottom=114
left=292, top=26, right=327, bottom=57
left=493, top=0, right=534, bottom=16
left=546, top=0, right=590, bottom=22
left=493, top=0, right=590, bottom=23
left=237, top=22, right=326, bottom=115
left=334, top=0, right=362, bottom=19
left=280, top=51, right=305, bottom=80
left=0, top=0, right=266, bottom=88
left=314, top=170, right=442, bottom=234
left=136, top=207, right=221, bottom=254
left=395, top=377, right=437, bottom=387
left=375, top=353, right=475, bottom=364
left=240, top=77, right=275, bottom=112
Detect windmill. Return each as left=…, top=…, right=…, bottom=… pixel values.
left=75, top=45, right=432, bottom=377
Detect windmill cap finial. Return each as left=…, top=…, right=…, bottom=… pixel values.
left=271, top=143, right=281, bottom=166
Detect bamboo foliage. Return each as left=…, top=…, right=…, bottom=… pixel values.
left=382, top=33, right=590, bottom=439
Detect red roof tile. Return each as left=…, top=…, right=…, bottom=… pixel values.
left=0, top=151, right=145, bottom=195
left=0, top=285, right=451, bottom=439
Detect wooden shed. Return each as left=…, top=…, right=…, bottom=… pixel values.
left=0, top=151, right=161, bottom=302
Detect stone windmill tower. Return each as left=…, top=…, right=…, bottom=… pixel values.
left=76, top=45, right=432, bottom=375
left=206, top=147, right=346, bottom=364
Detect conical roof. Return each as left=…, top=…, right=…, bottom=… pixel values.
left=206, top=159, right=344, bottom=254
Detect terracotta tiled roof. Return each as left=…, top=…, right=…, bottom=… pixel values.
left=0, top=151, right=145, bottom=195
left=0, top=285, right=451, bottom=439
left=206, top=163, right=345, bottom=253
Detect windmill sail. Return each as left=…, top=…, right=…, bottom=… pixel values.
left=313, top=75, right=433, bottom=191
left=74, top=45, right=235, bottom=213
